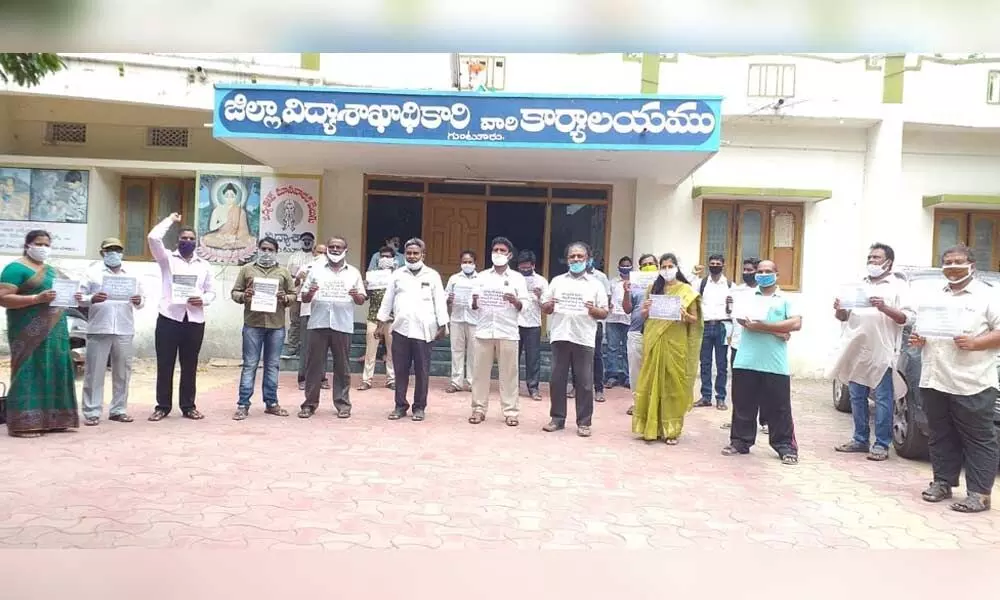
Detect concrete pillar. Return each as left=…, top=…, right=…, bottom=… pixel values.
left=860, top=107, right=906, bottom=263
left=632, top=177, right=700, bottom=268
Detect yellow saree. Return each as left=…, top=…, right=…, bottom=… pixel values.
left=631, top=282, right=703, bottom=441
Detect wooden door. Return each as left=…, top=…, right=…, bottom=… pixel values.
left=422, top=197, right=487, bottom=277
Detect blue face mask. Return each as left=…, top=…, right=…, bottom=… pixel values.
left=587, top=258, right=594, bottom=269
left=569, top=261, right=586, bottom=275
left=755, top=273, right=777, bottom=288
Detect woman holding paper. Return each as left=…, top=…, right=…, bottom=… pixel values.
left=0, top=230, right=80, bottom=437
left=631, top=253, right=703, bottom=444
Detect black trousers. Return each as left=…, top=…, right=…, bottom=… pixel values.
left=518, top=326, right=542, bottom=394
left=568, top=323, right=604, bottom=393
left=391, top=331, right=432, bottom=412
left=730, top=368, right=797, bottom=457
left=154, top=314, right=205, bottom=414
left=922, top=386, right=999, bottom=495
left=301, top=329, right=351, bottom=413
left=550, top=341, right=595, bottom=427
left=731, top=348, right=766, bottom=427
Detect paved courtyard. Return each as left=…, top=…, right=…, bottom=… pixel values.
left=1, top=361, right=998, bottom=550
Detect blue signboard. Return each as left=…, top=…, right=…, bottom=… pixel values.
left=213, top=84, right=721, bottom=152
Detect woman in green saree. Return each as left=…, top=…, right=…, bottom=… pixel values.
left=632, top=253, right=703, bottom=444
left=0, top=230, right=80, bottom=438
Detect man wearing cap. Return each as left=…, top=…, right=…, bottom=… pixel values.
left=282, top=232, right=316, bottom=359
left=75, top=237, right=145, bottom=426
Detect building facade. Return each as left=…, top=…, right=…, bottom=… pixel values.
left=2, top=52, right=1000, bottom=376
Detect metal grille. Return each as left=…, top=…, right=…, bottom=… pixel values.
left=44, top=122, right=87, bottom=145
left=747, top=64, right=796, bottom=98
left=146, top=127, right=190, bottom=148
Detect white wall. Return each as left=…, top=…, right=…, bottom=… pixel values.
left=0, top=98, right=13, bottom=154
left=904, top=56, right=1000, bottom=127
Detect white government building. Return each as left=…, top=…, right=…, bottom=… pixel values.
left=2, top=52, right=1000, bottom=377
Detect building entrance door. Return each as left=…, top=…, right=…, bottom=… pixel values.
left=422, top=197, right=487, bottom=277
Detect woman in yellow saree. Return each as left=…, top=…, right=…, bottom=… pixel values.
left=632, top=253, right=703, bottom=444
left=0, top=230, right=80, bottom=437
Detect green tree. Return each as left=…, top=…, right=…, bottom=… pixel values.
left=0, top=53, right=64, bottom=87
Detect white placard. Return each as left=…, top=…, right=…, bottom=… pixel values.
left=250, top=277, right=279, bottom=313
left=0, top=221, right=87, bottom=257
left=365, top=270, right=392, bottom=290
left=477, top=285, right=507, bottom=309
left=102, top=275, right=137, bottom=301
left=649, top=294, right=682, bottom=321
left=731, top=292, right=768, bottom=322
left=317, top=279, right=348, bottom=302
left=451, top=280, right=475, bottom=307
left=837, top=285, right=872, bottom=310
left=171, top=274, right=198, bottom=304
left=629, top=270, right=659, bottom=290
left=915, top=302, right=966, bottom=339
left=555, top=291, right=588, bottom=315
left=51, top=278, right=80, bottom=308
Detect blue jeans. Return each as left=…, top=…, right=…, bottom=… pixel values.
left=848, top=369, right=894, bottom=450
left=699, top=321, right=728, bottom=402
left=604, top=323, right=629, bottom=384
left=238, top=326, right=286, bottom=407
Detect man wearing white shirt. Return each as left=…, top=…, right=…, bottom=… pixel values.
left=281, top=231, right=316, bottom=359
left=445, top=250, right=479, bottom=394
left=377, top=238, right=449, bottom=422
left=568, top=258, right=612, bottom=402
left=909, top=245, right=1000, bottom=514
left=75, top=237, right=145, bottom=426
left=295, top=244, right=329, bottom=391
left=722, top=257, right=771, bottom=433
left=605, top=256, right=633, bottom=389
left=147, top=213, right=217, bottom=422
left=299, top=236, right=367, bottom=419
left=541, top=242, right=609, bottom=437
left=831, top=243, right=914, bottom=461
left=694, top=253, right=732, bottom=411
left=468, top=237, right=530, bottom=426
left=516, top=250, right=548, bottom=401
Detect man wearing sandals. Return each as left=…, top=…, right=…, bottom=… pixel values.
left=376, top=238, right=449, bottom=422
left=298, top=236, right=367, bottom=419
left=722, top=260, right=801, bottom=465
left=468, top=237, right=530, bottom=427
left=829, top=243, right=913, bottom=462
left=230, top=237, right=297, bottom=420
left=76, top=237, right=145, bottom=426
left=541, top=241, right=609, bottom=438
left=909, top=245, right=1000, bottom=514
left=147, top=213, right=216, bottom=422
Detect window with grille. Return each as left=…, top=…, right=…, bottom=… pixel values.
left=747, top=64, right=796, bottom=98
left=146, top=127, right=190, bottom=148
left=987, top=71, right=1000, bottom=105
left=44, top=122, right=87, bottom=145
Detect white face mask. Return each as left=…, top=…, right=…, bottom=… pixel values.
left=866, top=263, right=887, bottom=278
left=407, top=259, right=424, bottom=271
left=26, top=245, right=51, bottom=263
left=377, top=257, right=395, bottom=270
left=461, top=263, right=476, bottom=275
left=661, top=267, right=678, bottom=282
left=327, top=250, right=346, bottom=263
left=492, top=253, right=509, bottom=267
left=943, top=264, right=973, bottom=285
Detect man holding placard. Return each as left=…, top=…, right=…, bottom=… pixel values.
left=281, top=231, right=316, bottom=359
left=516, top=250, right=548, bottom=402
left=147, top=213, right=216, bottom=422
left=909, top=245, right=1000, bottom=514
left=76, top=237, right=145, bottom=426
left=722, top=260, right=801, bottom=465
left=541, top=241, right=609, bottom=438
left=358, top=246, right=398, bottom=391
left=468, top=237, right=530, bottom=427
left=230, top=237, right=297, bottom=420
left=622, top=254, right=658, bottom=415
left=445, top=250, right=480, bottom=394
left=829, top=243, right=913, bottom=462
left=299, top=236, right=367, bottom=419
left=295, top=243, right=329, bottom=391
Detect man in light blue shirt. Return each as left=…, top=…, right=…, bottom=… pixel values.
left=367, top=235, right=405, bottom=271
left=722, top=259, right=802, bottom=465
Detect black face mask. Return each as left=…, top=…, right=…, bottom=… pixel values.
left=742, top=272, right=756, bottom=286
left=709, top=265, right=723, bottom=276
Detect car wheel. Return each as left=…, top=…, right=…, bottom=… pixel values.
left=892, top=388, right=929, bottom=459
left=833, top=381, right=852, bottom=413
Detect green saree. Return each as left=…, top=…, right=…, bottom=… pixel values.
left=631, top=282, right=703, bottom=441
left=1, top=261, right=79, bottom=434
